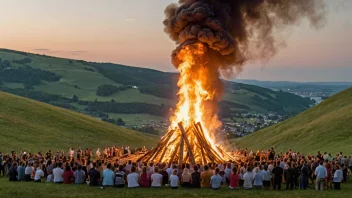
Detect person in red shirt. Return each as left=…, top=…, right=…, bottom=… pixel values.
left=229, top=166, right=240, bottom=189
left=63, top=165, right=74, bottom=184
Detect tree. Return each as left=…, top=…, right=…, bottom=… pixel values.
left=72, top=95, right=78, bottom=102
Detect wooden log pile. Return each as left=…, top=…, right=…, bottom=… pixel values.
left=137, top=122, right=240, bottom=164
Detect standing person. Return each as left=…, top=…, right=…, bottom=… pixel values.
left=229, top=166, right=240, bottom=189
left=8, top=162, right=18, bottom=182
left=88, top=162, right=101, bottom=186
left=0, top=152, right=4, bottom=177
left=210, top=168, right=223, bottom=190
left=300, top=161, right=309, bottom=190
left=17, top=162, right=25, bottom=181
left=34, top=164, right=45, bottom=182
left=272, top=161, right=284, bottom=190
left=349, top=156, right=352, bottom=173
left=262, top=165, right=271, bottom=190
left=253, top=166, right=264, bottom=190
left=315, top=161, right=327, bottom=191
left=325, top=160, right=333, bottom=189
left=333, top=165, right=343, bottom=190
left=24, top=162, right=34, bottom=181
left=201, top=165, right=212, bottom=188
left=286, top=162, right=296, bottom=190
left=191, top=165, right=201, bottom=188
left=151, top=167, right=163, bottom=188
left=102, top=163, right=114, bottom=187
left=74, top=164, right=86, bottom=184
left=243, top=166, right=254, bottom=190
left=181, top=167, right=191, bottom=187
left=127, top=166, right=140, bottom=188
left=115, top=165, right=126, bottom=188
left=169, top=169, right=179, bottom=189
left=224, top=163, right=232, bottom=185
left=139, top=166, right=150, bottom=188
left=53, top=162, right=64, bottom=184
left=96, top=148, right=101, bottom=159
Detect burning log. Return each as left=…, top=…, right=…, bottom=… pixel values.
left=137, top=122, right=239, bottom=164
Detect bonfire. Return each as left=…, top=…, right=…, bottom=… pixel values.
left=138, top=44, right=238, bottom=164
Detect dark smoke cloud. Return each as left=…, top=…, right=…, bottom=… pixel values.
left=164, top=0, right=326, bottom=76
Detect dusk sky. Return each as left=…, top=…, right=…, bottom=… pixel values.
left=0, top=0, right=351, bottom=82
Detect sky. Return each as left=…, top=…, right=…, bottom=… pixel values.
left=0, top=0, right=351, bottom=82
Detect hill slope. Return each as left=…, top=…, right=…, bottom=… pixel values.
left=234, top=88, right=352, bottom=153
left=0, top=48, right=315, bottom=127
left=0, top=91, right=157, bottom=152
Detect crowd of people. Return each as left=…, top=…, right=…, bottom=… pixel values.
left=0, top=147, right=351, bottom=192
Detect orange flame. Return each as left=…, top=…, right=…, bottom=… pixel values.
left=169, top=43, right=223, bottom=157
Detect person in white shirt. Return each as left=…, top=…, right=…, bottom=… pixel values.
left=333, top=165, right=343, bottom=190
left=169, top=169, right=179, bottom=189
left=151, top=167, right=163, bottom=187
left=24, top=162, right=34, bottom=181
left=34, top=165, right=44, bottom=182
left=261, top=165, right=271, bottom=190
left=53, top=163, right=64, bottom=183
left=243, top=166, right=254, bottom=190
left=253, top=167, right=263, bottom=190
left=127, top=166, right=140, bottom=188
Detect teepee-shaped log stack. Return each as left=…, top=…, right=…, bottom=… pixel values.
left=137, top=122, right=238, bottom=164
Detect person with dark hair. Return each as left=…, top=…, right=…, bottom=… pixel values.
left=300, top=161, right=309, bottom=190
left=17, top=162, right=25, bottom=181
left=8, top=162, right=18, bottom=182
left=285, top=162, right=295, bottom=190
left=115, top=165, right=126, bottom=188
left=315, top=161, right=327, bottom=191
left=88, top=162, right=100, bottom=186
left=262, top=165, right=271, bottom=190
left=151, top=167, right=163, bottom=187
left=63, top=165, right=74, bottom=184
left=0, top=152, right=4, bottom=177
left=210, top=168, right=222, bottom=190
left=201, top=165, right=212, bottom=188
left=24, top=162, right=33, bottom=181
left=74, top=164, right=86, bottom=184
left=102, top=163, right=114, bottom=187
left=229, top=166, right=240, bottom=189
left=53, top=162, right=64, bottom=184
left=333, top=165, right=343, bottom=190
left=127, top=166, right=139, bottom=188
left=243, top=166, right=254, bottom=190
left=139, top=166, right=150, bottom=188
left=191, top=165, right=201, bottom=188
left=272, top=161, right=284, bottom=190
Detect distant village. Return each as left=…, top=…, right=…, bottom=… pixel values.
left=129, top=112, right=285, bottom=138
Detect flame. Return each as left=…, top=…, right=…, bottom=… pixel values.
left=168, top=43, right=223, bottom=160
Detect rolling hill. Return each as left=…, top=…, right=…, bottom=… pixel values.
left=0, top=48, right=315, bottom=128
left=234, top=88, right=352, bottom=154
left=0, top=91, right=157, bottom=152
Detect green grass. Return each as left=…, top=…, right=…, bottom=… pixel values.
left=234, top=88, right=352, bottom=154
left=108, top=113, right=166, bottom=127
left=0, top=49, right=315, bottom=124
left=0, top=91, right=157, bottom=152
left=0, top=177, right=351, bottom=198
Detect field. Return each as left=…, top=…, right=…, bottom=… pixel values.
left=234, top=88, right=352, bottom=154
left=0, top=49, right=315, bottom=128
left=0, top=91, right=157, bottom=152
left=0, top=177, right=350, bottom=198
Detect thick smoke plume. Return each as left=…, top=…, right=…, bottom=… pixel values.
left=164, top=0, right=326, bottom=75
left=164, top=0, right=326, bottom=132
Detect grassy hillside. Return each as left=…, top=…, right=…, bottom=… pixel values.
left=0, top=49, right=315, bottom=127
left=0, top=91, right=157, bottom=152
left=234, top=88, right=352, bottom=154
